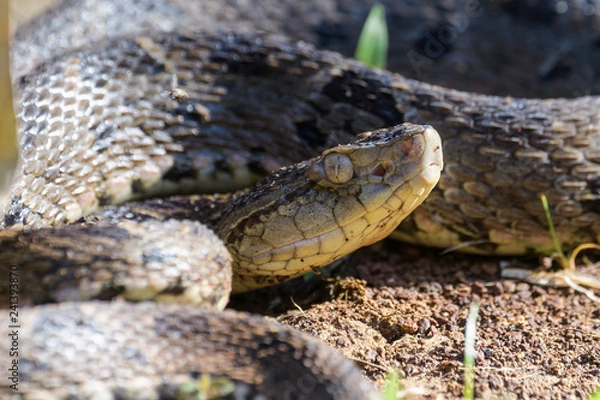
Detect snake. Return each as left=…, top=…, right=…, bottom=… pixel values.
left=1, top=0, right=600, bottom=398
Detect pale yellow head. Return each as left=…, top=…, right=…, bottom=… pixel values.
left=221, top=123, right=443, bottom=292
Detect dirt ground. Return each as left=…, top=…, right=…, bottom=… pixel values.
left=231, top=242, right=600, bottom=399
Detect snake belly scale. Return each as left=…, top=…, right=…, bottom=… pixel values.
left=1, top=0, right=600, bottom=398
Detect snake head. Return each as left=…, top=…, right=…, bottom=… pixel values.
left=227, top=123, right=443, bottom=292
left=309, top=123, right=443, bottom=192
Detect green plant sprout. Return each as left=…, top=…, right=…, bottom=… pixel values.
left=541, top=194, right=600, bottom=271
left=540, top=194, right=568, bottom=263
left=381, top=369, right=402, bottom=400
left=538, top=195, right=600, bottom=299
left=176, top=374, right=235, bottom=400
left=504, top=196, right=599, bottom=299
left=463, top=302, right=479, bottom=400
left=590, top=385, right=600, bottom=400
left=354, top=2, right=388, bottom=69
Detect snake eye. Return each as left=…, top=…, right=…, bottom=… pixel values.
left=323, top=153, right=354, bottom=184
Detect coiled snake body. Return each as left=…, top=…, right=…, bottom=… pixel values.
left=1, top=0, right=600, bottom=398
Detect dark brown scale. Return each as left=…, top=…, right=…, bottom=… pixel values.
left=9, top=303, right=377, bottom=399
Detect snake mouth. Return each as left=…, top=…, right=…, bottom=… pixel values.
left=417, top=125, right=444, bottom=183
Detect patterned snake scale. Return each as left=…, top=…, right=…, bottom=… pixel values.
left=1, top=0, right=600, bottom=398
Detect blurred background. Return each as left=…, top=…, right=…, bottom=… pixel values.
left=0, top=0, right=58, bottom=205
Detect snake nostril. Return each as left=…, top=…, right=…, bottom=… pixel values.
left=371, top=163, right=386, bottom=177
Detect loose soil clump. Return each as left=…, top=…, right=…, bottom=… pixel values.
left=231, top=243, right=600, bottom=399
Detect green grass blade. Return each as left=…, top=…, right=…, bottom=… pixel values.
left=354, top=3, right=388, bottom=69
left=540, top=194, right=568, bottom=264
left=590, top=385, right=600, bottom=400
left=381, top=369, right=402, bottom=400
left=463, top=302, right=479, bottom=400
